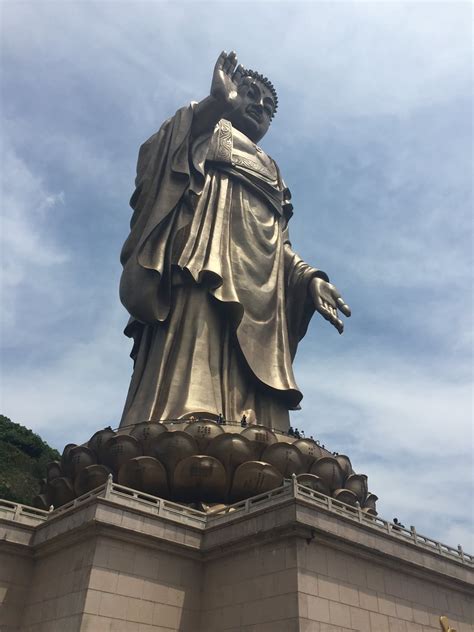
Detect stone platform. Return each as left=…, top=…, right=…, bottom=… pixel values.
left=1, top=478, right=473, bottom=632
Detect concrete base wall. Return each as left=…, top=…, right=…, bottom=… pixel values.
left=0, top=483, right=472, bottom=632
left=0, top=549, right=34, bottom=631
left=295, top=538, right=471, bottom=632
left=79, top=535, right=201, bottom=631
left=202, top=536, right=300, bottom=631
left=200, top=530, right=472, bottom=632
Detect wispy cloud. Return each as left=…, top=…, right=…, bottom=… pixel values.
left=295, top=350, right=473, bottom=548
left=1, top=300, right=131, bottom=448
left=1, top=143, right=69, bottom=330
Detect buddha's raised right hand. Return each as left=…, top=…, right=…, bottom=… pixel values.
left=210, top=50, right=245, bottom=112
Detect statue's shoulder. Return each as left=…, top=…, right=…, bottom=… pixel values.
left=140, top=103, right=195, bottom=150
left=135, top=104, right=196, bottom=176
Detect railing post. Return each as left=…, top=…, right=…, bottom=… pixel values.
left=104, top=473, right=113, bottom=499
left=13, top=504, right=21, bottom=521
left=291, top=473, right=298, bottom=497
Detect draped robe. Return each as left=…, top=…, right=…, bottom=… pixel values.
left=119, top=105, right=328, bottom=431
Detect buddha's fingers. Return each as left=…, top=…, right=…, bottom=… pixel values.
left=233, top=64, right=244, bottom=83
left=215, top=50, right=227, bottom=71
left=223, top=50, right=237, bottom=74
left=336, top=297, right=351, bottom=318
left=318, top=304, right=344, bottom=334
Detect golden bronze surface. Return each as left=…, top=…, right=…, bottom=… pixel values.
left=101, top=435, right=142, bottom=474
left=41, top=53, right=364, bottom=510
left=344, top=474, right=368, bottom=504
left=47, top=477, right=75, bottom=507
left=440, top=616, right=457, bottom=632
left=363, top=492, right=378, bottom=512
left=231, top=460, right=283, bottom=501
left=261, top=443, right=306, bottom=477
left=119, top=51, right=350, bottom=432
left=207, top=433, right=254, bottom=474
left=60, top=443, right=77, bottom=478
left=173, top=455, right=227, bottom=502
left=310, top=456, right=345, bottom=491
left=68, top=446, right=97, bottom=479
left=333, top=488, right=358, bottom=507
left=297, top=473, right=330, bottom=496
left=184, top=419, right=225, bottom=452
left=88, top=427, right=115, bottom=460
left=241, top=426, right=278, bottom=458
left=335, top=454, right=353, bottom=478
left=41, top=421, right=376, bottom=509
left=129, top=421, right=168, bottom=454
left=147, top=431, right=198, bottom=482
left=293, top=439, right=324, bottom=469
left=74, top=464, right=111, bottom=497
left=118, top=456, right=168, bottom=497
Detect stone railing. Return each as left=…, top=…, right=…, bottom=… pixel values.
left=0, top=498, right=50, bottom=525
left=208, top=478, right=473, bottom=566
left=296, top=482, right=472, bottom=565
left=1, top=479, right=471, bottom=567
left=45, top=475, right=208, bottom=527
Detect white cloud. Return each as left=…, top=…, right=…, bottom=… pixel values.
left=275, top=2, right=471, bottom=125
left=294, top=349, right=473, bottom=547
left=0, top=145, right=69, bottom=329
left=1, top=300, right=131, bottom=448
left=3, top=2, right=471, bottom=125
left=297, top=350, right=472, bottom=457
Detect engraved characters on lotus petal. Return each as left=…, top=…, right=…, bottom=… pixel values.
left=184, top=419, right=225, bottom=452
left=173, top=455, right=227, bottom=502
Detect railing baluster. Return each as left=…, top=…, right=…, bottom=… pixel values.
left=1, top=480, right=470, bottom=566
left=104, top=473, right=113, bottom=499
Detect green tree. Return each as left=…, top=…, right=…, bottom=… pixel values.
left=0, top=415, right=60, bottom=506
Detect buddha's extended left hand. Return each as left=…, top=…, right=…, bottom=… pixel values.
left=309, top=277, right=351, bottom=334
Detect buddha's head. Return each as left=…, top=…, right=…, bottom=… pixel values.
left=228, top=69, right=278, bottom=143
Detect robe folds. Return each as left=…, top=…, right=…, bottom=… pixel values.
left=119, top=104, right=328, bottom=431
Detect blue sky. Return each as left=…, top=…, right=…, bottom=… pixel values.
left=1, top=1, right=472, bottom=549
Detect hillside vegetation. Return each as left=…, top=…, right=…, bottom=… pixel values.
left=0, top=414, right=60, bottom=506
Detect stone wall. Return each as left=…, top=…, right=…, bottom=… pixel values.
left=79, top=536, right=201, bottom=631
left=295, top=539, right=472, bottom=632
left=0, top=549, right=34, bottom=631
left=201, top=537, right=300, bottom=631
left=20, top=538, right=95, bottom=632
left=0, top=483, right=472, bottom=632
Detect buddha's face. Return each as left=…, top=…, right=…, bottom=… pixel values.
left=228, top=78, right=276, bottom=143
